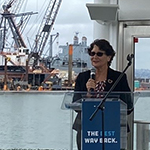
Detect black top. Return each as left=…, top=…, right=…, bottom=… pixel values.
left=72, top=67, right=133, bottom=131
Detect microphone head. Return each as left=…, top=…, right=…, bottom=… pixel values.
left=90, top=67, right=96, bottom=79
left=127, top=54, right=134, bottom=61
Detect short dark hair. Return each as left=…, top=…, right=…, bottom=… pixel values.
left=88, top=39, right=116, bottom=66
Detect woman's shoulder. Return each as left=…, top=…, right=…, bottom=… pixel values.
left=109, top=68, right=123, bottom=75
left=76, top=70, right=90, bottom=79
left=108, top=68, right=127, bottom=81
left=78, top=70, right=90, bottom=75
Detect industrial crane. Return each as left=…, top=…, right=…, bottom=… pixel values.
left=29, top=0, right=62, bottom=68
left=0, top=0, right=62, bottom=89
left=0, top=0, right=62, bottom=68
left=0, top=0, right=36, bottom=51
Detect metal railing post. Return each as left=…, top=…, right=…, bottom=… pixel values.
left=134, top=120, right=150, bottom=150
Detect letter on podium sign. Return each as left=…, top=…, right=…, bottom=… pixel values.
left=82, top=101, right=120, bottom=150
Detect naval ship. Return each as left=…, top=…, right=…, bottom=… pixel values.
left=51, top=33, right=92, bottom=74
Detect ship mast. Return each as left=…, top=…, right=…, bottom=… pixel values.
left=0, top=0, right=37, bottom=51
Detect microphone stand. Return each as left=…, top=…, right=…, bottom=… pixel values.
left=89, top=54, right=134, bottom=150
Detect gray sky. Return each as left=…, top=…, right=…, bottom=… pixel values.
left=27, top=0, right=149, bottom=69
left=23, top=0, right=94, bottom=56
left=0, top=0, right=94, bottom=56
left=135, top=38, right=150, bottom=70
left=1, top=0, right=150, bottom=69
left=54, top=0, right=94, bottom=45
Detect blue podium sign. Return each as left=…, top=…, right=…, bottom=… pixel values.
left=82, top=101, right=120, bottom=150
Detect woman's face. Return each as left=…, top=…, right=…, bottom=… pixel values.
left=90, top=45, right=111, bottom=68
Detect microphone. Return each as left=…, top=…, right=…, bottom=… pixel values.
left=127, top=54, right=134, bottom=66
left=90, top=67, right=96, bottom=79
left=127, top=54, right=134, bottom=62
left=90, top=67, right=96, bottom=93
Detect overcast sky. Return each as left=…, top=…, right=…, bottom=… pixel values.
left=53, top=0, right=94, bottom=55
left=0, top=0, right=94, bottom=56
left=1, top=0, right=150, bottom=69
left=54, top=0, right=94, bottom=45
left=24, top=0, right=150, bottom=69
left=135, top=38, right=150, bottom=70
left=22, top=0, right=94, bottom=56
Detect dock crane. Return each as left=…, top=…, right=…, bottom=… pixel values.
left=0, top=0, right=62, bottom=68
left=29, top=0, right=62, bottom=68
left=0, top=0, right=62, bottom=89
left=0, top=0, right=38, bottom=89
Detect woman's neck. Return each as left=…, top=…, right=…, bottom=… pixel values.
left=95, top=66, right=108, bottom=82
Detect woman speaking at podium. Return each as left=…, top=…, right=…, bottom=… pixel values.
left=72, top=39, right=133, bottom=150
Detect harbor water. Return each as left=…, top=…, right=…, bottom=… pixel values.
left=0, top=91, right=150, bottom=149
left=0, top=91, right=73, bottom=149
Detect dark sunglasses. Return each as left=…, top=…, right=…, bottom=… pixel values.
left=89, top=51, right=105, bottom=57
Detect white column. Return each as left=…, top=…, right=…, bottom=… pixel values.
left=93, top=22, right=110, bottom=41
left=93, top=0, right=118, bottom=69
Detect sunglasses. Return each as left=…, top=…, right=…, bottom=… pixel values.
left=89, top=51, right=105, bottom=57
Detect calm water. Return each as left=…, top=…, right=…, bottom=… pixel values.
left=0, top=91, right=149, bottom=149
left=0, top=91, right=73, bottom=149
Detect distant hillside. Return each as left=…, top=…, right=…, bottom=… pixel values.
left=135, top=69, right=150, bottom=78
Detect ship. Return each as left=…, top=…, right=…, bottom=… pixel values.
left=51, top=32, right=92, bottom=73
left=49, top=32, right=92, bottom=87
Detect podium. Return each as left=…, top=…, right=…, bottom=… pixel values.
left=61, top=91, right=132, bottom=150
left=82, top=99, right=127, bottom=150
